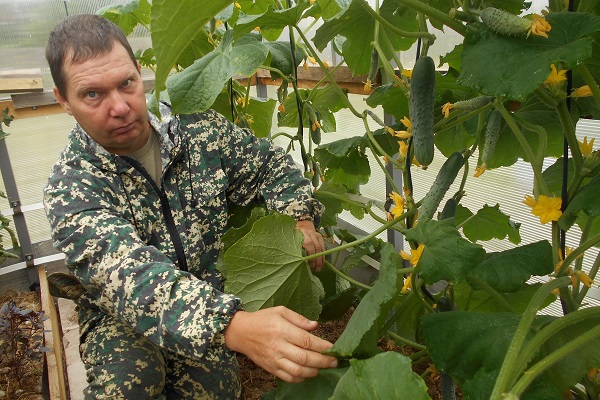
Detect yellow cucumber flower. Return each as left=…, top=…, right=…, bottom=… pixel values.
left=388, top=191, right=405, bottom=219
left=530, top=14, right=551, bottom=38
left=571, top=85, right=592, bottom=98
left=401, top=116, right=412, bottom=130
left=544, top=64, right=567, bottom=87
left=402, top=69, right=413, bottom=79
left=399, top=141, right=409, bottom=158
left=401, top=274, right=412, bottom=293
left=523, top=194, right=537, bottom=208
left=572, top=270, right=594, bottom=288
left=234, top=2, right=241, bottom=9
left=474, top=164, right=487, bottom=177
left=364, top=80, right=373, bottom=92
left=578, top=136, right=595, bottom=157
left=307, top=56, right=317, bottom=65
left=442, top=102, right=454, bottom=118
left=278, top=103, right=285, bottom=113
left=527, top=194, right=562, bottom=224
left=401, top=244, right=424, bottom=266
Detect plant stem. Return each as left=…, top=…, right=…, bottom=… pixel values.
left=369, top=142, right=401, bottom=194
left=576, top=63, right=600, bottom=109
left=358, top=0, right=436, bottom=41
left=393, top=0, right=467, bottom=35
left=363, top=113, right=405, bottom=170
left=511, top=306, right=600, bottom=385
left=490, top=277, right=571, bottom=400
left=555, top=100, right=586, bottom=200
left=510, top=324, right=600, bottom=398
left=304, top=207, right=418, bottom=261
left=387, top=330, right=427, bottom=350
left=323, top=260, right=373, bottom=290
left=465, top=276, right=514, bottom=312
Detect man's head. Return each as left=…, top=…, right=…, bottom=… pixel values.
left=46, top=15, right=150, bottom=155
left=46, top=14, right=137, bottom=100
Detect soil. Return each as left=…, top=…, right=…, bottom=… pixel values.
left=239, top=308, right=463, bottom=400
left=0, top=290, right=45, bottom=400
left=2, top=292, right=459, bottom=400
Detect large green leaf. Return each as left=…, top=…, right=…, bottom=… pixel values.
left=331, top=352, right=431, bottom=400
left=151, top=0, right=234, bottom=93
left=326, top=243, right=403, bottom=358
left=246, top=96, right=277, bottom=138
left=234, top=0, right=311, bottom=38
left=264, top=41, right=306, bottom=79
left=542, top=157, right=575, bottom=197
left=467, top=241, right=554, bottom=293
left=313, top=182, right=366, bottom=227
left=223, top=214, right=324, bottom=320
left=460, top=204, right=521, bottom=244
left=559, top=173, right=600, bottom=230
left=278, top=85, right=348, bottom=133
left=263, top=368, right=348, bottom=399
left=314, top=0, right=418, bottom=75
left=365, top=83, right=410, bottom=122
left=97, top=0, right=150, bottom=35
left=460, top=13, right=600, bottom=99
left=167, top=32, right=268, bottom=114
left=421, top=312, right=562, bottom=400
left=538, top=313, right=600, bottom=394
left=485, top=97, right=564, bottom=169
left=316, top=0, right=351, bottom=20
left=454, top=282, right=556, bottom=313
left=404, top=220, right=486, bottom=285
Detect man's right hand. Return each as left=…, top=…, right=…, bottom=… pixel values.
left=224, top=306, right=338, bottom=383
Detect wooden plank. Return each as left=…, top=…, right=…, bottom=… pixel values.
left=38, top=267, right=70, bottom=400
left=12, top=90, right=58, bottom=109
left=256, top=65, right=375, bottom=85
left=0, top=99, right=65, bottom=119
left=0, top=69, right=43, bottom=94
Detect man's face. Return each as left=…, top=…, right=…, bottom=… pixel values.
left=54, top=42, right=150, bottom=155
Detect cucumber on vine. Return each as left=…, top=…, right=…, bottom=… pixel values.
left=480, top=7, right=531, bottom=36
left=475, top=109, right=503, bottom=176
left=419, top=152, right=464, bottom=223
left=306, top=104, right=322, bottom=145
left=410, top=56, right=436, bottom=168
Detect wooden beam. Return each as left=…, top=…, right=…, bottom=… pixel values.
left=12, top=90, right=58, bottom=109
left=0, top=99, right=65, bottom=120
left=0, top=69, right=44, bottom=94
left=38, top=267, right=70, bottom=400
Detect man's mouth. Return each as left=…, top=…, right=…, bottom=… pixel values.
left=113, top=122, right=135, bottom=134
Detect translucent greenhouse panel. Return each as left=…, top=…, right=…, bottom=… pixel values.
left=0, top=0, right=151, bottom=88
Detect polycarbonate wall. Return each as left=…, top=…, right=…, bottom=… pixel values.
left=0, top=0, right=151, bottom=89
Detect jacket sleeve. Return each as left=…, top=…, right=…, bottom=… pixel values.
left=206, top=110, right=324, bottom=224
left=43, top=162, right=241, bottom=361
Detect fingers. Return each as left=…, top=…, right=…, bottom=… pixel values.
left=296, top=220, right=326, bottom=271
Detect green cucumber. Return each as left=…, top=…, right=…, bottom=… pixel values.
left=439, top=197, right=458, bottom=223
left=419, top=152, right=464, bottom=222
left=410, top=56, right=436, bottom=168
left=368, top=49, right=379, bottom=83
left=480, top=109, right=503, bottom=166
left=480, top=7, right=531, bottom=36
left=453, top=96, right=493, bottom=112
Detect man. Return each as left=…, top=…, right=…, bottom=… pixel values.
left=44, top=14, right=337, bottom=399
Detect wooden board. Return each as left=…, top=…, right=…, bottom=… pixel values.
left=38, top=267, right=70, bottom=400
left=0, top=70, right=44, bottom=94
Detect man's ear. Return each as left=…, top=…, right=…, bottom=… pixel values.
left=53, top=87, right=72, bottom=116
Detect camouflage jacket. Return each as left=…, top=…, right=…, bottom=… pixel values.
left=43, top=103, right=323, bottom=361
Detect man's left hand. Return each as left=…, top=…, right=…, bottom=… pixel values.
left=296, top=220, right=325, bottom=271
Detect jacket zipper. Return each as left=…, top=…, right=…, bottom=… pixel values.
left=120, top=156, right=189, bottom=272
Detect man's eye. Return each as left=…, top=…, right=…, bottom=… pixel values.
left=87, top=91, right=97, bottom=99
left=122, top=79, right=132, bottom=87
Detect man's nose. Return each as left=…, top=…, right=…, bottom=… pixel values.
left=108, top=91, right=130, bottom=117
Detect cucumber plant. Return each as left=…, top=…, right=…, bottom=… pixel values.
left=102, top=1, right=600, bottom=399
